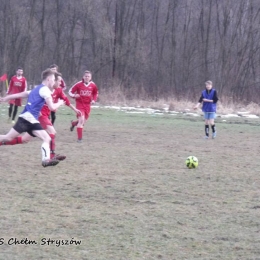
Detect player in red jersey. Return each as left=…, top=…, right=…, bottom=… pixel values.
left=0, top=73, right=81, bottom=160
left=7, top=67, right=28, bottom=123
left=38, top=72, right=80, bottom=159
left=49, top=64, right=67, bottom=125
left=68, top=70, right=98, bottom=142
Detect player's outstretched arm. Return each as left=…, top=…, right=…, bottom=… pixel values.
left=3, top=91, right=30, bottom=101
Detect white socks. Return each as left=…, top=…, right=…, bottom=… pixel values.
left=41, top=142, right=50, bottom=161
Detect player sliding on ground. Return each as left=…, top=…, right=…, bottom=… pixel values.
left=0, top=73, right=81, bottom=162
left=0, top=69, right=65, bottom=167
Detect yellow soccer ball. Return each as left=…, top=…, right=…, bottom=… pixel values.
left=185, top=156, right=198, bottom=169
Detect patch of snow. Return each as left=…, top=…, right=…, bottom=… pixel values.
left=241, top=114, right=259, bottom=118
left=185, top=113, right=200, bottom=117
left=126, top=111, right=145, bottom=114
left=220, top=114, right=240, bottom=118
left=120, top=106, right=137, bottom=110
left=91, top=104, right=259, bottom=119
left=237, top=111, right=249, bottom=114
left=154, top=113, right=164, bottom=115
left=104, top=106, right=121, bottom=110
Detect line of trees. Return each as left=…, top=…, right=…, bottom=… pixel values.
left=0, top=0, right=259, bottom=102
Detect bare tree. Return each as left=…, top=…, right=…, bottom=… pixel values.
left=0, top=0, right=260, bottom=102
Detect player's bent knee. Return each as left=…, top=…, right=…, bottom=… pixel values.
left=46, top=127, right=56, bottom=135
left=45, top=136, right=51, bottom=143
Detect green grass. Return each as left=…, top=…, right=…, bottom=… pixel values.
left=0, top=104, right=260, bottom=259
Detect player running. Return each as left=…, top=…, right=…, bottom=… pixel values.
left=69, top=70, right=98, bottom=142
left=0, top=69, right=64, bottom=167
left=0, top=73, right=81, bottom=162
left=49, top=64, right=67, bottom=125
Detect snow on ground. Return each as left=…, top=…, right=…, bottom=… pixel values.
left=92, top=105, right=259, bottom=119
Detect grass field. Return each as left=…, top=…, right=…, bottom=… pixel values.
left=0, top=104, right=260, bottom=260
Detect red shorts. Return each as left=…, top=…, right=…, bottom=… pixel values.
left=39, top=115, right=52, bottom=129
left=9, top=98, right=22, bottom=106
left=77, top=105, right=91, bottom=120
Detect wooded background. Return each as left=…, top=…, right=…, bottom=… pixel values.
left=0, top=0, right=259, bottom=102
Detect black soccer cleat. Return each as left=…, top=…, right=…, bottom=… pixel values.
left=70, top=120, right=75, bottom=132
left=42, top=159, right=60, bottom=167
left=52, top=154, right=66, bottom=161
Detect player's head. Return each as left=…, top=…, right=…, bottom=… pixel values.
left=16, top=67, right=23, bottom=76
left=41, top=68, right=56, bottom=88
left=53, top=72, right=62, bottom=89
left=205, top=80, right=213, bottom=90
left=50, top=64, right=59, bottom=72
left=83, top=70, right=92, bottom=83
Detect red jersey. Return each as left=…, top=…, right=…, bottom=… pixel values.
left=41, top=87, right=70, bottom=117
left=7, top=76, right=27, bottom=95
left=69, top=80, right=98, bottom=107
left=60, top=78, right=66, bottom=91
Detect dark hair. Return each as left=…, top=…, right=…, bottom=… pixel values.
left=16, top=67, right=23, bottom=71
left=84, top=70, right=92, bottom=74
left=41, top=68, right=55, bottom=80
left=50, top=64, right=58, bottom=69
left=54, top=72, right=62, bottom=80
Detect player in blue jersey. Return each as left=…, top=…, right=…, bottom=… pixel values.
left=194, top=80, right=219, bottom=139
left=0, top=69, right=65, bottom=167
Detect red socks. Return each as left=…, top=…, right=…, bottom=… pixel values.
left=77, top=127, right=83, bottom=140
left=49, top=134, right=56, bottom=158
left=0, top=136, right=23, bottom=145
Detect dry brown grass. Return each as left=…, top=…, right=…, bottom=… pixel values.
left=245, top=102, right=260, bottom=116
left=98, top=88, right=259, bottom=116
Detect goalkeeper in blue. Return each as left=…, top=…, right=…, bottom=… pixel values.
left=194, top=80, right=219, bottom=139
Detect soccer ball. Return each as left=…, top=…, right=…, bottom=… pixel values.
left=185, top=156, right=198, bottom=169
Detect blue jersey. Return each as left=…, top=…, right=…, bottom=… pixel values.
left=21, top=84, right=50, bottom=120
left=202, top=89, right=217, bottom=112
